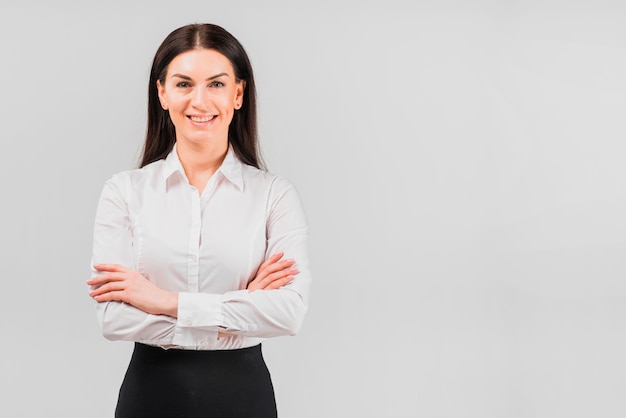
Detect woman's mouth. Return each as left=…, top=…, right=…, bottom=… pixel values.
left=188, top=115, right=216, bottom=123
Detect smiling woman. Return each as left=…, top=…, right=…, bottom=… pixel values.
left=87, top=23, right=311, bottom=418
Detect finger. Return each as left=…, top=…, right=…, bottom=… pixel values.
left=270, top=251, right=284, bottom=261
left=86, top=273, right=126, bottom=286
left=257, top=259, right=296, bottom=281
left=93, top=290, right=126, bottom=303
left=248, top=273, right=295, bottom=292
left=93, top=263, right=129, bottom=273
left=261, top=252, right=284, bottom=266
left=258, top=268, right=298, bottom=288
left=89, top=282, right=126, bottom=298
left=264, top=275, right=295, bottom=290
left=256, top=252, right=284, bottom=273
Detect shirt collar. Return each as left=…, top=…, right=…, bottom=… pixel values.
left=163, top=143, right=244, bottom=192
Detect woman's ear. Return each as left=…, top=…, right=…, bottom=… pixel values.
left=157, top=80, right=168, bottom=110
left=234, top=80, right=246, bottom=109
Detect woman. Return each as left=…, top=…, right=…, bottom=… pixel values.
left=87, top=23, right=311, bottom=417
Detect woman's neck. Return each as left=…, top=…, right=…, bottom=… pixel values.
left=176, top=140, right=228, bottom=194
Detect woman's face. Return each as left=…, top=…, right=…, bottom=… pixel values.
left=157, top=48, right=244, bottom=149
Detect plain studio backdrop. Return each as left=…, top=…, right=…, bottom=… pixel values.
left=1, top=1, right=625, bottom=417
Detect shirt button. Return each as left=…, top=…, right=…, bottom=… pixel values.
left=190, top=254, right=197, bottom=262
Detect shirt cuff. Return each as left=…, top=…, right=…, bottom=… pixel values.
left=177, top=292, right=224, bottom=328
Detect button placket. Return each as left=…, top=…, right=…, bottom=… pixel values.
left=187, top=188, right=201, bottom=292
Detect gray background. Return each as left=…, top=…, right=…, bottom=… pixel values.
left=2, top=0, right=625, bottom=417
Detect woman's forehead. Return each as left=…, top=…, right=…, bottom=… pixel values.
left=167, top=49, right=234, bottom=78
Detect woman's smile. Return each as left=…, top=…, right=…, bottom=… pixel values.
left=188, top=114, right=217, bottom=124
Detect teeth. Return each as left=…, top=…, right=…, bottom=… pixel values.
left=190, top=115, right=214, bottom=122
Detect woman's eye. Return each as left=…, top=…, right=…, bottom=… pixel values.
left=210, top=81, right=224, bottom=88
left=176, top=81, right=191, bottom=88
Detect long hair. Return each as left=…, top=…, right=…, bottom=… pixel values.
left=140, top=23, right=262, bottom=169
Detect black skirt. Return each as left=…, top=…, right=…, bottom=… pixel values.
left=115, top=343, right=277, bottom=418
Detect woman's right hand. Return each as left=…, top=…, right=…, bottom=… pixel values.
left=247, top=252, right=298, bottom=292
left=218, top=253, right=298, bottom=339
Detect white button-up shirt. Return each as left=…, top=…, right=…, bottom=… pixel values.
left=90, top=145, right=311, bottom=350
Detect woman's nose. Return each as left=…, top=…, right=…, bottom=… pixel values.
left=192, top=87, right=210, bottom=108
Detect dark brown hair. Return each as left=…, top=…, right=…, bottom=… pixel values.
left=140, top=23, right=262, bottom=169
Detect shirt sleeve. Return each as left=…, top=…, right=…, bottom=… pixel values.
left=90, top=175, right=183, bottom=346
left=175, top=176, right=312, bottom=341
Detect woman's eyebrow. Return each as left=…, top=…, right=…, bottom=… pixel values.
left=171, top=72, right=230, bottom=81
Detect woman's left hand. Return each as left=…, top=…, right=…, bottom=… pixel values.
left=87, top=264, right=178, bottom=317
